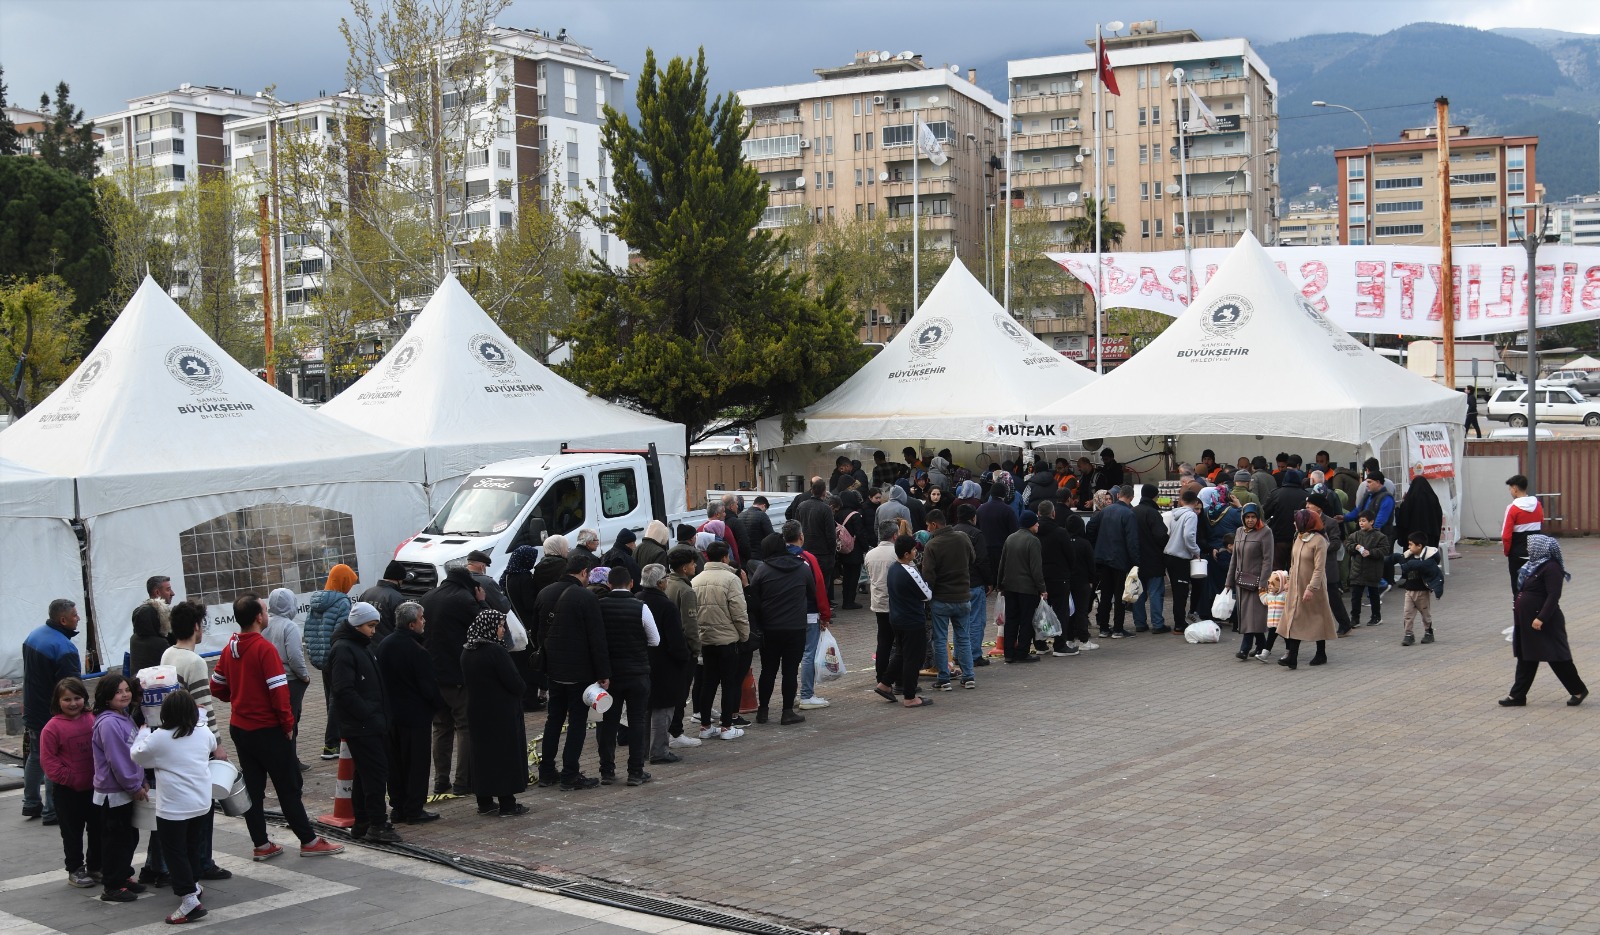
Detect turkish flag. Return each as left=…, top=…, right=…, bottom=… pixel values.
left=1098, top=36, right=1120, bottom=96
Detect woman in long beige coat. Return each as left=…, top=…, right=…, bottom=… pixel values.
left=1278, top=509, right=1337, bottom=670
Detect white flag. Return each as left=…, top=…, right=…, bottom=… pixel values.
left=915, top=117, right=948, bottom=166
left=1187, top=86, right=1218, bottom=133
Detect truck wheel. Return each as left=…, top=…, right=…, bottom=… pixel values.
left=1585, top=413, right=1600, bottom=427
left=1509, top=414, right=1528, bottom=428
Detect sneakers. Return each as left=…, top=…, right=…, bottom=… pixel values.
left=560, top=774, right=601, bottom=791
left=1367, top=617, right=1384, bottom=627
left=67, top=868, right=95, bottom=888
left=21, top=804, right=41, bottom=819
left=1110, top=630, right=1126, bottom=639
left=1079, top=640, right=1100, bottom=651
left=600, top=772, right=619, bottom=785
left=698, top=726, right=722, bottom=740
left=626, top=772, right=653, bottom=786
left=962, top=679, right=976, bottom=690
left=364, top=825, right=403, bottom=844
left=668, top=734, right=702, bottom=748
left=252, top=842, right=284, bottom=862
left=797, top=696, right=830, bottom=710
left=1421, top=629, right=1435, bottom=644
left=755, top=708, right=769, bottom=724
left=137, top=869, right=171, bottom=887
left=729, top=715, right=752, bottom=727
left=719, top=726, right=745, bottom=740
left=1402, top=632, right=1415, bottom=646
left=1098, top=628, right=1112, bottom=639
left=320, top=746, right=340, bottom=760
left=100, top=888, right=138, bottom=903
left=300, top=836, right=345, bottom=857
left=1150, top=626, right=1171, bottom=634
left=1255, top=649, right=1273, bottom=663
left=649, top=752, right=683, bottom=764
left=198, top=865, right=232, bottom=881
left=1053, top=646, right=1080, bottom=656
left=936, top=680, right=953, bottom=692
left=780, top=710, right=806, bottom=725
left=499, top=803, right=530, bottom=816
left=1186, top=612, right=1200, bottom=625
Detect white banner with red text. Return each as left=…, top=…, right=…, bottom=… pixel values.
left=1047, top=245, right=1600, bottom=338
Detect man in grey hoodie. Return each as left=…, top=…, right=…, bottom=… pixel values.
left=877, top=483, right=912, bottom=533
left=266, top=588, right=313, bottom=769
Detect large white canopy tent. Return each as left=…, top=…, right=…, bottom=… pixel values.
left=0, top=278, right=428, bottom=665
left=322, top=276, right=689, bottom=512
left=755, top=258, right=1098, bottom=483
left=0, top=458, right=84, bottom=678
left=1039, top=234, right=1467, bottom=541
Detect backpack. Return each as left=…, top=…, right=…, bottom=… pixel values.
left=836, top=512, right=858, bottom=555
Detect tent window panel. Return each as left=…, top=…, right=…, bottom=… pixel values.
left=179, top=504, right=358, bottom=607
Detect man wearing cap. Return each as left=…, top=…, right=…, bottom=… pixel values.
left=328, top=602, right=400, bottom=843
left=466, top=550, right=511, bottom=613
left=534, top=553, right=611, bottom=790
left=995, top=510, right=1046, bottom=662
left=1231, top=471, right=1257, bottom=510
left=359, top=561, right=409, bottom=647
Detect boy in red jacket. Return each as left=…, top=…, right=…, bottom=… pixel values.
left=212, top=594, right=343, bottom=861
left=1501, top=474, right=1543, bottom=593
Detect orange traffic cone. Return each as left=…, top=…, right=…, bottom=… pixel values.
left=316, top=740, right=356, bottom=828
left=739, top=669, right=759, bottom=713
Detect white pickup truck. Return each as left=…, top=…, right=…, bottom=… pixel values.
left=391, top=444, right=795, bottom=598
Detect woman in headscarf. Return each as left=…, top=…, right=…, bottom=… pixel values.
left=701, top=519, right=740, bottom=568
left=531, top=535, right=570, bottom=593
left=460, top=610, right=528, bottom=816
left=836, top=489, right=868, bottom=610
left=1394, top=475, right=1444, bottom=549
left=1226, top=503, right=1275, bottom=661
left=499, top=545, right=545, bottom=711
left=1278, top=509, right=1336, bottom=670
left=636, top=520, right=671, bottom=571
left=1200, top=484, right=1242, bottom=622
left=927, top=454, right=952, bottom=492
left=1500, top=535, right=1588, bottom=706
left=954, top=479, right=983, bottom=512
left=306, top=563, right=357, bottom=759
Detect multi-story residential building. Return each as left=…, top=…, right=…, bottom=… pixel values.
left=737, top=51, right=1007, bottom=329
left=1279, top=208, right=1339, bottom=246
left=92, top=84, right=272, bottom=187
left=1333, top=125, right=1537, bottom=246
left=1008, top=23, right=1280, bottom=254
left=1551, top=193, right=1600, bottom=246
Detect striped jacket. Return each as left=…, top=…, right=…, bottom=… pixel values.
left=209, top=630, right=294, bottom=734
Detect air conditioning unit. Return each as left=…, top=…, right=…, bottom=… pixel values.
left=873, top=95, right=885, bottom=105
left=799, top=139, right=811, bottom=149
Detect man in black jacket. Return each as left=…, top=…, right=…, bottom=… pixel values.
left=1033, top=501, right=1077, bottom=656
left=1132, top=485, right=1170, bottom=634
left=535, top=553, right=610, bottom=790
left=420, top=566, right=483, bottom=796
left=921, top=510, right=975, bottom=687
left=735, top=496, right=776, bottom=567
left=376, top=601, right=443, bottom=826
left=1093, top=485, right=1141, bottom=639
left=794, top=478, right=838, bottom=603
left=595, top=567, right=659, bottom=786
left=357, top=561, right=408, bottom=647
left=747, top=531, right=815, bottom=723
left=328, top=603, right=398, bottom=843
left=1266, top=469, right=1308, bottom=571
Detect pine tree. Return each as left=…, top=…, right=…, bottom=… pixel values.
left=563, top=49, right=866, bottom=445
left=31, top=81, right=100, bottom=179
left=0, top=66, right=22, bottom=156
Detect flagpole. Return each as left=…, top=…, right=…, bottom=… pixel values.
left=1093, top=23, right=1104, bottom=374
left=1003, top=100, right=1012, bottom=313
left=1175, top=68, right=1194, bottom=306
left=913, top=110, right=920, bottom=313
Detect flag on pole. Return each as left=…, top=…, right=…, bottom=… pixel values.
left=1097, top=36, right=1120, bottom=96
left=1187, top=86, right=1217, bottom=132
left=915, top=117, right=948, bottom=166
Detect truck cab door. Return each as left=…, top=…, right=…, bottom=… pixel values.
left=509, top=471, right=588, bottom=554
left=594, top=463, right=650, bottom=552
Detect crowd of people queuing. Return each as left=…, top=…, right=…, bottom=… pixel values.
left=16, top=446, right=1584, bottom=922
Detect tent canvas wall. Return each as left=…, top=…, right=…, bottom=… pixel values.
left=321, top=276, right=688, bottom=512
left=0, top=278, right=428, bottom=665
left=755, top=258, right=1097, bottom=482
left=0, top=458, right=84, bottom=678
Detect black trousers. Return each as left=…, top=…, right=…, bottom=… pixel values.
left=320, top=665, right=340, bottom=749
left=1283, top=638, right=1327, bottom=664
left=287, top=678, right=308, bottom=744
left=231, top=725, right=316, bottom=846
left=52, top=783, right=100, bottom=873
left=698, top=643, right=744, bottom=729
left=156, top=815, right=204, bottom=898
left=99, top=801, right=139, bottom=892
left=597, top=674, right=651, bottom=777
left=540, top=681, right=589, bottom=782
left=886, top=626, right=926, bottom=699
left=1165, top=555, right=1198, bottom=626
left=1004, top=591, right=1039, bottom=658
left=1509, top=658, right=1588, bottom=699
left=1465, top=413, right=1482, bottom=438
left=758, top=629, right=807, bottom=711
left=386, top=724, right=431, bottom=820
left=838, top=554, right=864, bottom=607
left=343, top=733, right=389, bottom=829
left=1095, top=564, right=1128, bottom=632
left=809, top=552, right=837, bottom=604
left=874, top=612, right=896, bottom=685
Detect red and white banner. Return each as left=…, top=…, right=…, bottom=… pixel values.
left=1048, top=245, right=1600, bottom=338
left=1404, top=423, right=1455, bottom=480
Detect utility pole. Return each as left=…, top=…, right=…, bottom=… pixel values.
left=1437, top=97, right=1455, bottom=391
left=1519, top=204, right=1545, bottom=493
left=258, top=194, right=276, bottom=385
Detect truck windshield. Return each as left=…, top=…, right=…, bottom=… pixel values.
left=425, top=476, right=543, bottom=536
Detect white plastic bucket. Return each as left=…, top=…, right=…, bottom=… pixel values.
left=132, top=789, right=160, bottom=831
left=136, top=665, right=180, bottom=727
left=208, top=759, right=239, bottom=800
left=583, top=682, right=612, bottom=720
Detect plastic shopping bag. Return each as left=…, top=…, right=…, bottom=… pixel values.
left=1210, top=589, right=1237, bottom=620
left=1034, top=601, right=1062, bottom=640
left=1184, top=620, right=1222, bottom=643
left=815, top=629, right=846, bottom=682
left=1122, top=566, right=1144, bottom=603
left=505, top=610, right=530, bottom=651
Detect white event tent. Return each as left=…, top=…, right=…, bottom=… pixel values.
left=321, top=275, right=688, bottom=512
left=755, top=258, right=1097, bottom=482
left=0, top=278, right=428, bottom=665
left=0, top=458, right=84, bottom=678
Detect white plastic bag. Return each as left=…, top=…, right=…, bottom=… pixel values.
left=1210, top=589, right=1237, bottom=620
left=1034, top=601, right=1062, bottom=639
left=1184, top=620, right=1222, bottom=643
left=504, top=610, right=530, bottom=651
left=815, top=629, right=846, bottom=682
left=1122, top=567, right=1144, bottom=603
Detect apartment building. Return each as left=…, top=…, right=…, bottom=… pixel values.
left=1008, top=24, right=1280, bottom=253
left=93, top=84, right=272, bottom=187
left=1279, top=208, right=1339, bottom=246
left=1552, top=193, right=1600, bottom=246
left=737, top=51, right=1007, bottom=308
left=1333, top=125, right=1537, bottom=246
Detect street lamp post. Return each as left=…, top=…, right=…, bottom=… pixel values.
left=1170, top=68, right=1194, bottom=305
left=1509, top=204, right=1552, bottom=493
left=1314, top=100, right=1375, bottom=247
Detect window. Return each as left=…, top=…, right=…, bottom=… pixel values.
left=1140, top=182, right=1149, bottom=201
left=298, top=257, right=324, bottom=275
left=462, top=209, right=491, bottom=229
left=855, top=168, right=863, bottom=186
left=1375, top=223, right=1425, bottom=237
left=853, top=98, right=861, bottom=117
left=866, top=132, right=873, bottom=150
left=1050, top=117, right=1069, bottom=131
left=180, top=505, right=357, bottom=607
left=134, top=111, right=184, bottom=133
left=499, top=210, right=514, bottom=228
left=1141, top=219, right=1151, bottom=238
left=1154, top=185, right=1163, bottom=201
left=865, top=97, right=873, bottom=115
left=496, top=179, right=513, bottom=198
left=824, top=101, right=833, bottom=119
left=1506, top=146, right=1525, bottom=169
left=1155, top=219, right=1164, bottom=237
left=854, top=133, right=861, bottom=151
left=856, top=204, right=864, bottom=219
left=1107, top=184, right=1116, bottom=203
left=1507, top=170, right=1525, bottom=193
left=1106, top=147, right=1115, bottom=166
left=825, top=135, right=833, bottom=154
left=1153, top=145, right=1161, bottom=162
left=1375, top=200, right=1423, bottom=214
left=867, top=202, right=876, bottom=219
left=1138, top=107, right=1147, bottom=127
left=595, top=75, right=605, bottom=118
left=1053, top=153, right=1074, bottom=168
left=1138, top=68, right=1148, bottom=90
left=1150, top=105, right=1160, bottom=124
left=534, top=476, right=586, bottom=536
left=1140, top=145, right=1148, bottom=164
left=599, top=468, right=639, bottom=518
left=1375, top=176, right=1424, bottom=190
left=828, top=205, right=835, bottom=219
left=563, top=67, right=577, bottom=114
left=813, top=102, right=821, bottom=119
left=1347, top=181, right=1366, bottom=203
left=742, top=135, right=801, bottom=160
left=1104, top=110, right=1114, bottom=129
left=814, top=206, right=823, bottom=222
left=1347, top=160, right=1365, bottom=179
left=813, top=137, right=821, bottom=151
left=463, top=149, right=489, bottom=169
left=170, top=164, right=185, bottom=181
left=1348, top=228, right=1366, bottom=245
left=1453, top=172, right=1496, bottom=185
left=826, top=171, right=834, bottom=189
left=882, top=124, right=915, bottom=148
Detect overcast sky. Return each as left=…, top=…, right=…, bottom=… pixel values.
left=3, top=0, right=1598, bottom=120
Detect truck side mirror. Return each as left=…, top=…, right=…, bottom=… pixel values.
left=510, top=516, right=548, bottom=553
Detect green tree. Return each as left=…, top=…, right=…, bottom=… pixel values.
left=94, top=165, right=178, bottom=321
left=0, top=275, right=83, bottom=417
left=0, top=67, right=22, bottom=156
left=563, top=49, right=866, bottom=445
left=172, top=171, right=261, bottom=364
left=0, top=156, right=112, bottom=336
left=1059, top=195, right=1125, bottom=252
left=457, top=196, right=584, bottom=363
left=30, top=82, right=100, bottom=180
left=785, top=214, right=952, bottom=329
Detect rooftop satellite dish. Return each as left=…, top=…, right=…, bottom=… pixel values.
left=949, top=64, right=959, bottom=73
left=868, top=53, right=880, bottom=63
left=795, top=176, right=806, bottom=187
left=927, top=95, right=939, bottom=104
left=1075, top=79, right=1084, bottom=90
left=1165, top=183, right=1181, bottom=194
left=1067, top=192, right=1080, bottom=203
left=878, top=171, right=889, bottom=181
left=901, top=51, right=914, bottom=60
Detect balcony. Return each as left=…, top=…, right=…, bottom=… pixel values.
left=1013, top=128, right=1085, bottom=151
left=880, top=175, right=956, bottom=197
left=1012, top=92, right=1084, bottom=116
left=1010, top=165, right=1084, bottom=187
